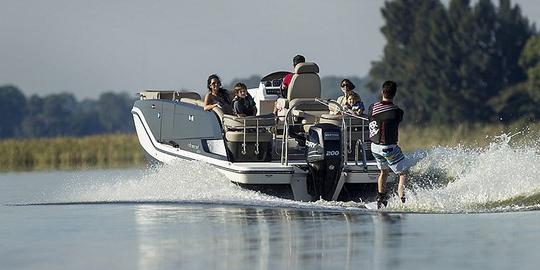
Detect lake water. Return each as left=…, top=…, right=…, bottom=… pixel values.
left=1, top=137, right=540, bottom=270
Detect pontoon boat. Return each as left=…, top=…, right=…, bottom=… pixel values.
left=131, top=62, right=390, bottom=201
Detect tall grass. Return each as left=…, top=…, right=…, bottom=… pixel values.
left=0, top=134, right=145, bottom=171
left=399, top=121, right=540, bottom=152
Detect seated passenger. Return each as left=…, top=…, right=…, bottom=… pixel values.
left=232, top=82, right=257, bottom=117
left=344, top=92, right=365, bottom=116
left=331, top=79, right=359, bottom=114
left=203, top=74, right=233, bottom=113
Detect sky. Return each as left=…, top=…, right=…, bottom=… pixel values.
left=1, top=0, right=539, bottom=99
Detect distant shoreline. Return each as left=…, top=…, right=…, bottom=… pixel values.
left=1, top=122, right=537, bottom=172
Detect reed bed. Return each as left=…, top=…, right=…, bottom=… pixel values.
left=0, top=122, right=538, bottom=172
left=0, top=134, right=145, bottom=171
left=399, top=121, right=540, bottom=152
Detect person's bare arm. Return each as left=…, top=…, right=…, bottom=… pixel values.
left=203, top=93, right=218, bottom=111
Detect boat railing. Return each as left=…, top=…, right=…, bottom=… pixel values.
left=281, top=99, right=334, bottom=165
left=342, top=114, right=369, bottom=169
left=239, top=118, right=274, bottom=156
left=315, top=99, right=370, bottom=167
left=222, top=115, right=276, bottom=156
left=280, top=98, right=370, bottom=168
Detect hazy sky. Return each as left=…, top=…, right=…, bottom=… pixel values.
left=1, top=0, right=538, bottom=99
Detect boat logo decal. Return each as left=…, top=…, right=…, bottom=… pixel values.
left=188, top=142, right=200, bottom=151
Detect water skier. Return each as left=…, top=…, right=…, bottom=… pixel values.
left=368, top=81, right=409, bottom=209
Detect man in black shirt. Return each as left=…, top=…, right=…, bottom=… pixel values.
left=368, top=81, right=409, bottom=209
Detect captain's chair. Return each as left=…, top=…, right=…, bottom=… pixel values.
left=287, top=62, right=321, bottom=100
left=275, top=62, right=321, bottom=118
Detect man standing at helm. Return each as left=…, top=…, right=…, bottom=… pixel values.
left=368, top=80, right=409, bottom=209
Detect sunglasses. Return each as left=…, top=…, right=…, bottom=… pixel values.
left=341, top=84, right=350, bottom=88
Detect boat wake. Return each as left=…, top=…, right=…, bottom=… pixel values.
left=24, top=132, right=540, bottom=214
left=39, top=161, right=358, bottom=212
left=391, top=133, right=540, bottom=213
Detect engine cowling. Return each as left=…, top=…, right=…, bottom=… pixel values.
left=306, top=123, right=343, bottom=200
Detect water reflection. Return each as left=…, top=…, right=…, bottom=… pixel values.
left=134, top=205, right=405, bottom=270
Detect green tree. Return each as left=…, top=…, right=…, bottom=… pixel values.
left=20, top=95, right=44, bottom=137
left=369, top=0, right=451, bottom=123
left=20, top=94, right=80, bottom=137
left=97, top=92, right=136, bottom=133
left=369, top=0, right=536, bottom=124
left=69, top=99, right=104, bottom=136
left=457, top=0, right=499, bottom=122
left=19, top=92, right=135, bottom=138
left=489, top=82, right=540, bottom=122
left=495, top=0, right=532, bottom=86
left=0, top=85, right=27, bottom=138
left=519, top=35, right=540, bottom=101
left=41, top=93, right=78, bottom=136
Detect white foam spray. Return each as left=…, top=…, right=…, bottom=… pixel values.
left=390, top=133, right=540, bottom=212
left=56, top=160, right=354, bottom=211
left=56, top=133, right=540, bottom=213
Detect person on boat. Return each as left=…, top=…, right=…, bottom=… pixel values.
left=272, top=54, right=307, bottom=147
left=344, top=91, right=365, bottom=116
left=368, top=80, right=409, bottom=209
left=331, top=79, right=363, bottom=115
left=272, top=54, right=306, bottom=115
left=232, top=82, right=257, bottom=117
left=337, top=79, right=355, bottom=106
left=203, top=74, right=233, bottom=113
left=280, top=54, right=305, bottom=98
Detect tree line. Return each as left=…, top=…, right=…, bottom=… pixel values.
left=0, top=85, right=135, bottom=139
left=368, top=0, right=540, bottom=124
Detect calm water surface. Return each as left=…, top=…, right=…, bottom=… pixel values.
left=1, top=168, right=539, bottom=270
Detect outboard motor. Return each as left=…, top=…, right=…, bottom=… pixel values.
left=306, top=123, right=344, bottom=200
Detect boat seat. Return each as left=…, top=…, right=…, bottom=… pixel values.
left=275, top=62, right=322, bottom=121
left=222, top=115, right=274, bottom=162
left=180, top=97, right=205, bottom=107
left=180, top=98, right=236, bottom=124
left=225, top=130, right=273, bottom=142
left=222, top=114, right=276, bottom=131
left=175, top=91, right=201, bottom=100
left=223, top=114, right=275, bottom=143
left=277, top=98, right=329, bottom=133
left=140, top=90, right=201, bottom=101
left=287, top=63, right=321, bottom=100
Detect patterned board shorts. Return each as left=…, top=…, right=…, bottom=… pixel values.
left=370, top=143, right=410, bottom=174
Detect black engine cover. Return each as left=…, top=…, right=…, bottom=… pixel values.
left=306, top=123, right=343, bottom=200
